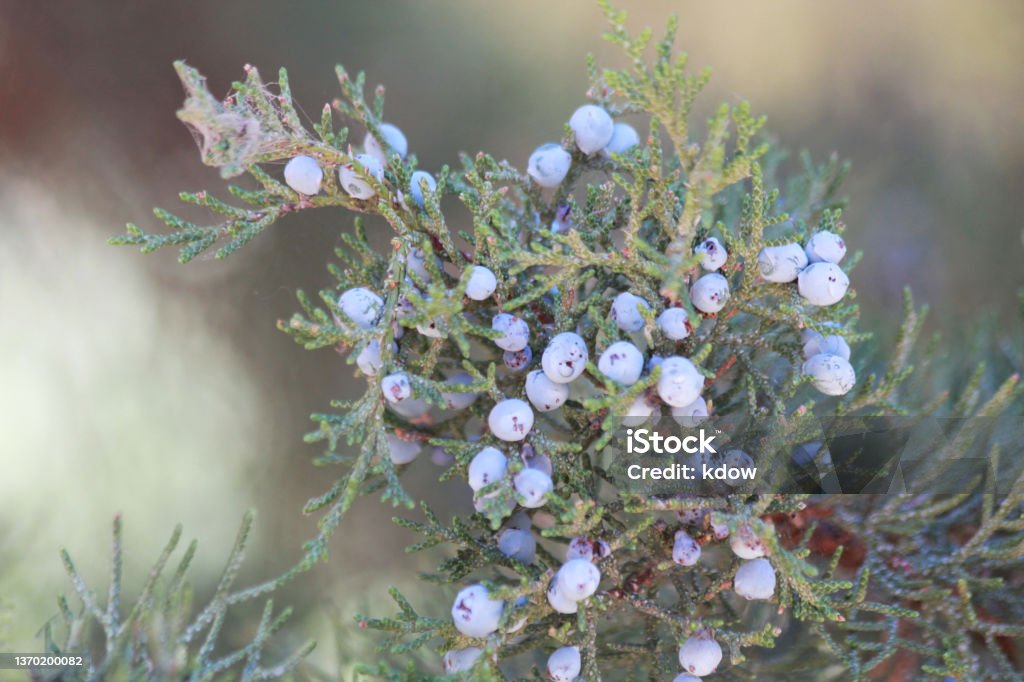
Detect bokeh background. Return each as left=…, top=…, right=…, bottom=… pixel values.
left=1, top=0, right=1022, bottom=675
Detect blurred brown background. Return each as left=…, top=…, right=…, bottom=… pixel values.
left=1, top=0, right=1022, bottom=674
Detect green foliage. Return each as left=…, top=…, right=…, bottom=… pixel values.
left=98, top=2, right=1024, bottom=680
left=39, top=513, right=313, bottom=681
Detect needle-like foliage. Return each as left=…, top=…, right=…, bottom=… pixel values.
left=95, top=3, right=1024, bottom=680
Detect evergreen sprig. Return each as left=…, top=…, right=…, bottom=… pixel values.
left=93, top=1, right=1024, bottom=680
left=40, top=513, right=313, bottom=681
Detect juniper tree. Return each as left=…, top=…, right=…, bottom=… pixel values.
left=44, top=2, right=1024, bottom=680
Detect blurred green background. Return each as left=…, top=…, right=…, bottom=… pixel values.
left=1, top=0, right=1022, bottom=675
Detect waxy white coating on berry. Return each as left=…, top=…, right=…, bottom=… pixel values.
left=541, top=332, right=589, bottom=384
left=805, top=230, right=847, bottom=264
left=363, top=122, right=408, bottom=164
left=557, top=558, right=601, bottom=601
left=337, top=287, right=383, bottom=330
left=488, top=398, right=534, bottom=441
left=283, top=155, right=323, bottom=195
left=525, top=369, right=569, bottom=412
left=802, top=353, right=856, bottom=396
left=657, top=356, right=704, bottom=408
left=386, top=433, right=421, bottom=465
left=408, top=170, right=436, bottom=208
left=672, top=675, right=702, bottom=682
left=547, top=646, right=582, bottom=682
left=569, top=104, right=615, bottom=154
left=734, top=557, right=776, bottom=600
left=610, top=292, right=649, bottom=332
left=339, top=153, right=384, bottom=200
left=443, top=648, right=483, bottom=674
left=451, top=584, right=504, bottom=638
left=603, top=121, right=640, bottom=156
left=468, top=447, right=508, bottom=492
left=597, top=341, right=644, bottom=386
left=513, top=467, right=552, bottom=508
left=797, top=262, right=850, bottom=306
left=672, top=530, right=701, bottom=566
left=803, top=332, right=851, bottom=361
left=466, top=265, right=498, bottom=301
left=694, top=237, right=727, bottom=271
left=381, top=373, right=412, bottom=404
left=730, top=524, right=767, bottom=559
left=657, top=307, right=691, bottom=341
left=671, top=396, right=709, bottom=428
left=492, top=313, right=530, bottom=352
left=528, top=143, right=572, bottom=188
left=497, top=528, right=536, bottom=564
left=678, top=633, right=723, bottom=677
left=547, top=580, right=578, bottom=614
left=442, top=373, right=479, bottom=411
left=356, top=339, right=391, bottom=376
left=504, top=347, right=532, bottom=373
left=622, top=394, right=658, bottom=426
left=758, top=243, right=808, bottom=283
left=690, top=273, right=730, bottom=314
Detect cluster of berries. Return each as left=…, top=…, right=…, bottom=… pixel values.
left=688, top=230, right=856, bottom=397
left=669, top=520, right=776, bottom=677
left=290, top=101, right=858, bottom=679
left=527, top=103, right=639, bottom=188
left=446, top=534, right=604, bottom=679
left=757, top=230, right=854, bottom=396
left=281, top=121, right=439, bottom=210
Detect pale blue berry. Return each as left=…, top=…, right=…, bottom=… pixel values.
left=657, top=307, right=690, bottom=341
left=283, top=155, right=323, bottom=195
left=527, top=143, right=571, bottom=188
left=492, top=313, right=530, bottom=352
left=690, top=273, right=730, bottom=314
left=603, top=121, right=639, bottom=156
left=734, top=558, right=776, bottom=600
left=802, top=353, right=856, bottom=395
left=797, top=262, right=850, bottom=306
left=466, top=265, right=497, bottom=301
left=758, top=243, right=808, bottom=283
left=408, top=170, right=436, bottom=208
left=805, top=230, right=846, bottom=264
left=611, top=292, right=648, bottom=332
left=364, top=122, right=408, bottom=164
left=569, top=104, right=614, bottom=154
left=547, top=646, right=582, bottom=682
left=451, top=584, right=503, bottom=638
left=541, top=332, right=588, bottom=383
left=597, top=340, right=644, bottom=386
left=678, top=632, right=722, bottom=677
left=339, top=153, right=384, bottom=199
left=488, top=398, right=534, bottom=441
